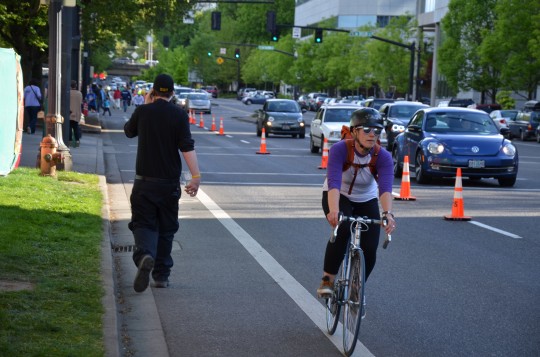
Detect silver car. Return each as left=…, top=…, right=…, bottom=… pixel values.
left=185, top=93, right=211, bottom=114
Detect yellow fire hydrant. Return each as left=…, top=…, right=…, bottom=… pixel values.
left=40, top=134, right=62, bottom=176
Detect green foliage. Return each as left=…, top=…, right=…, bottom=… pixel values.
left=495, top=91, right=516, bottom=109
left=0, top=168, right=104, bottom=355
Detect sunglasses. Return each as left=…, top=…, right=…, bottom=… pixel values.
left=355, top=126, right=382, bottom=135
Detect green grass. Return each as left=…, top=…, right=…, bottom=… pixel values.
left=0, top=167, right=105, bottom=356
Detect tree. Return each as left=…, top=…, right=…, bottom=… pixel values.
left=439, top=0, right=500, bottom=102
left=0, top=1, right=48, bottom=84
left=486, top=0, right=540, bottom=100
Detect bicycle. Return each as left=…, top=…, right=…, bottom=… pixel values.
left=325, top=213, right=391, bottom=356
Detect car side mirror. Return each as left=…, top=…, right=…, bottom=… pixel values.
left=500, top=127, right=510, bottom=136
left=408, top=125, right=421, bottom=133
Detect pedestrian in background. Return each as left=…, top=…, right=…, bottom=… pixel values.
left=23, top=78, right=42, bottom=134
left=102, top=95, right=112, bottom=116
left=69, top=80, right=83, bottom=147
left=132, top=91, right=144, bottom=107
left=113, top=87, right=121, bottom=109
left=124, top=73, right=201, bottom=293
left=121, top=86, right=132, bottom=112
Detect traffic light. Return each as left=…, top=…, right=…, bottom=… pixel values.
left=211, top=11, right=221, bottom=30
left=266, top=11, right=276, bottom=33
left=234, top=48, right=240, bottom=59
left=315, top=29, right=323, bottom=43
left=271, top=30, right=279, bottom=42
left=207, top=51, right=212, bottom=57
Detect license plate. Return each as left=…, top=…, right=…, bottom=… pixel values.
left=468, top=160, right=485, bottom=168
left=282, top=124, right=290, bottom=130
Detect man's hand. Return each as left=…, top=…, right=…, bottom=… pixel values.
left=184, top=177, right=200, bottom=197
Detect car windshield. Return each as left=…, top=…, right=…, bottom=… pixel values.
left=500, top=110, right=518, bottom=120
left=267, top=102, right=299, bottom=113
left=325, top=109, right=358, bottom=123
left=187, top=94, right=207, bottom=100
left=389, top=105, right=426, bottom=119
left=424, top=112, right=499, bottom=134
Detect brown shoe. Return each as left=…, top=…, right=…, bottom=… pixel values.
left=316, top=276, right=334, bottom=298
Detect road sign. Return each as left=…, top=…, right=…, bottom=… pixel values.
left=349, top=31, right=372, bottom=37
left=258, top=45, right=274, bottom=50
left=216, top=57, right=224, bottom=65
left=292, top=27, right=301, bottom=39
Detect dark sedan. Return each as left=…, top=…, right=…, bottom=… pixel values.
left=242, top=93, right=268, bottom=105
left=379, top=101, right=430, bottom=150
left=256, top=99, right=306, bottom=138
left=392, top=107, right=518, bottom=187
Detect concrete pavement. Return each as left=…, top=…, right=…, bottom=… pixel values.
left=18, top=107, right=168, bottom=357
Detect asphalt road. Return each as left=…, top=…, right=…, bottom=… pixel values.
left=104, top=98, right=540, bottom=356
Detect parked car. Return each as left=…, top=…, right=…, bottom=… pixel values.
left=448, top=98, right=475, bottom=108
left=392, top=107, right=518, bottom=187
left=508, top=111, right=540, bottom=141
left=363, top=98, right=395, bottom=110
left=237, top=87, right=256, bottom=100
left=203, top=85, right=219, bottom=98
left=261, top=90, right=275, bottom=98
left=522, top=100, right=540, bottom=112
left=307, top=92, right=328, bottom=111
left=185, top=93, right=211, bottom=114
left=242, top=93, right=268, bottom=105
left=475, top=103, right=501, bottom=114
left=489, top=109, right=519, bottom=130
left=297, top=95, right=309, bottom=111
left=255, top=99, right=306, bottom=138
left=309, top=104, right=362, bottom=153
left=379, top=101, right=430, bottom=150
left=536, top=125, right=540, bottom=143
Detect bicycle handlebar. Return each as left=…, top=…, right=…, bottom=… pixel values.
left=330, top=212, right=392, bottom=249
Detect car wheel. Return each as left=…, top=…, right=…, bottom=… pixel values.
left=299, top=132, right=305, bottom=139
left=415, top=152, right=430, bottom=184
left=520, top=130, right=527, bottom=141
left=246, top=100, right=252, bottom=105
left=392, top=148, right=403, bottom=178
left=310, top=135, right=320, bottom=153
left=498, top=176, right=516, bottom=187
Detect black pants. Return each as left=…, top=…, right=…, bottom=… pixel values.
left=322, top=192, right=380, bottom=281
left=69, top=120, right=80, bottom=141
left=129, top=179, right=181, bottom=281
left=102, top=108, right=111, bottom=116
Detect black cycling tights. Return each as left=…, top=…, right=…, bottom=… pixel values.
left=322, top=192, right=380, bottom=281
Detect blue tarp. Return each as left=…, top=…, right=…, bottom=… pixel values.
left=0, top=48, right=24, bottom=176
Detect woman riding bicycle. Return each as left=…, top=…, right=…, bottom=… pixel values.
left=317, top=108, right=397, bottom=299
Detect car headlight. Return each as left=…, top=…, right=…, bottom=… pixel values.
left=427, top=142, right=444, bottom=154
left=502, top=143, right=516, bottom=156
left=268, top=116, right=274, bottom=122
left=329, top=131, right=341, bottom=139
left=391, top=124, right=405, bottom=133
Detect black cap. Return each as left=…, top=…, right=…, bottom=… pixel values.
left=153, top=74, right=174, bottom=93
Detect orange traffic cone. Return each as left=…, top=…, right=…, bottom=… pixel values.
left=199, top=113, right=204, bottom=128
left=217, top=117, right=225, bottom=136
left=318, top=138, right=329, bottom=169
left=394, top=155, right=416, bottom=200
left=189, top=110, right=194, bottom=124
left=444, top=168, right=471, bottom=221
left=210, top=115, right=216, bottom=131
left=256, top=128, right=270, bottom=154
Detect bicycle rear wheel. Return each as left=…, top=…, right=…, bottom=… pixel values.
left=343, top=251, right=365, bottom=356
left=325, top=264, right=343, bottom=335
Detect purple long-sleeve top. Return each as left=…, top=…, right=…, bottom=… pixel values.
left=322, top=140, right=394, bottom=202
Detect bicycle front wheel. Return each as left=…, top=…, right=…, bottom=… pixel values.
left=325, top=264, right=343, bottom=335
left=343, top=251, right=365, bottom=356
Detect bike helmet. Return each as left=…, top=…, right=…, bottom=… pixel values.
left=350, top=108, right=383, bottom=129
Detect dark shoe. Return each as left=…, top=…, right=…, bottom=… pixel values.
left=153, top=280, right=169, bottom=288
left=316, top=276, right=334, bottom=298
left=133, top=255, right=154, bottom=293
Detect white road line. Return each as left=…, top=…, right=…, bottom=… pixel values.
left=469, top=221, right=522, bottom=239
left=240, top=140, right=250, bottom=144
left=196, top=188, right=372, bottom=357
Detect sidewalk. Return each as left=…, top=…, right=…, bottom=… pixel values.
left=17, top=107, right=166, bottom=357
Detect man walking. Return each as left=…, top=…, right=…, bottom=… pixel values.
left=124, top=73, right=201, bottom=293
